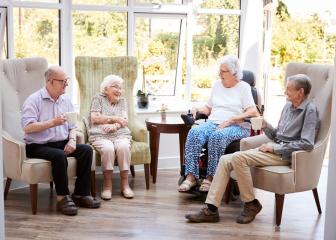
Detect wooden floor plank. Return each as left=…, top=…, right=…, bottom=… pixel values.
left=4, top=168, right=326, bottom=240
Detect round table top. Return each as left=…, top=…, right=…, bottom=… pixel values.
left=145, top=116, right=185, bottom=126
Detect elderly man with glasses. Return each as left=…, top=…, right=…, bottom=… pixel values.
left=21, top=66, right=100, bottom=216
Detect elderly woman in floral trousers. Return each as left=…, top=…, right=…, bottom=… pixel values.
left=178, top=55, right=259, bottom=193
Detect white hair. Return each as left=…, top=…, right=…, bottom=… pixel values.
left=100, top=74, right=123, bottom=94
left=217, top=55, right=243, bottom=80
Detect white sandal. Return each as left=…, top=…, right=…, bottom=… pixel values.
left=199, top=179, right=212, bottom=192
left=101, top=189, right=112, bottom=200
left=178, top=179, right=197, bottom=192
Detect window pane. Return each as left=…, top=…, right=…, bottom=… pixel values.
left=13, top=8, right=59, bottom=65
left=72, top=0, right=126, bottom=5
left=136, top=0, right=182, bottom=4
left=200, top=0, right=240, bottom=9
left=135, top=16, right=184, bottom=96
left=192, top=14, right=239, bottom=101
left=72, top=11, right=127, bottom=57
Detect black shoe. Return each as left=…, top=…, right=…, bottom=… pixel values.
left=236, top=199, right=262, bottom=224
left=185, top=206, right=219, bottom=223
left=72, top=195, right=101, bottom=209
left=56, top=195, right=78, bottom=216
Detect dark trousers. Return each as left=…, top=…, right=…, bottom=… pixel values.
left=26, top=140, right=93, bottom=196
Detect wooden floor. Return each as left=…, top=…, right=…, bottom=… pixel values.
left=4, top=167, right=327, bottom=240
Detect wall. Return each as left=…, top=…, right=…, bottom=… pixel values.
left=324, top=55, right=336, bottom=240
left=0, top=65, right=5, bottom=240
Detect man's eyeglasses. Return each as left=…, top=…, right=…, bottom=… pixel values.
left=52, top=78, right=69, bottom=85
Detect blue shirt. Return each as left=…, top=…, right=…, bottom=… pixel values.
left=21, top=87, right=76, bottom=144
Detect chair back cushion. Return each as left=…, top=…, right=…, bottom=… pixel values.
left=285, top=63, right=334, bottom=143
left=75, top=56, right=137, bottom=119
left=1, top=57, right=48, bottom=141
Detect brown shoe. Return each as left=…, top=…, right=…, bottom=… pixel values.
left=236, top=199, right=262, bottom=224
left=185, top=207, right=219, bottom=223
left=57, top=195, right=78, bottom=216
left=72, top=195, right=101, bottom=209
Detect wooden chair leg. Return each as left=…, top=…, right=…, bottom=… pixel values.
left=144, top=164, right=150, bottom=190
left=275, top=194, right=285, bottom=226
left=30, top=184, right=38, bottom=215
left=312, top=188, right=322, bottom=214
left=4, top=178, right=12, bottom=200
left=90, top=170, right=96, bottom=198
left=224, top=178, right=233, bottom=204
left=130, top=165, right=135, bottom=177
left=50, top=181, right=53, bottom=189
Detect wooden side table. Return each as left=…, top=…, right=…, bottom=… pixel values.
left=145, top=117, right=191, bottom=183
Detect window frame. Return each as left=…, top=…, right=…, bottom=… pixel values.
left=1, top=0, right=243, bottom=104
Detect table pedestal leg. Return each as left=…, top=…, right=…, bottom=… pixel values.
left=149, top=125, right=160, bottom=184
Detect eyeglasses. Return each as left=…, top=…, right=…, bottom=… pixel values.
left=52, top=78, right=69, bottom=85
left=109, top=85, right=122, bottom=90
left=220, top=70, right=230, bottom=74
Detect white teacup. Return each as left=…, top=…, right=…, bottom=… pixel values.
left=65, top=112, right=77, bottom=125
left=250, top=116, right=263, bottom=130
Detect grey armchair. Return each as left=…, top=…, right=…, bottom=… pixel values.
left=1, top=57, right=96, bottom=214
left=240, top=62, right=334, bottom=226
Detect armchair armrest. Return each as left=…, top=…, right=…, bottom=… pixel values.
left=76, top=117, right=88, bottom=144
left=240, top=134, right=270, bottom=151
left=2, top=130, right=26, bottom=179
left=128, top=119, right=148, bottom=143
left=291, top=137, right=329, bottom=192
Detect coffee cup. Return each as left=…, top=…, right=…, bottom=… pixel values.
left=250, top=116, right=263, bottom=130
left=65, top=112, right=77, bottom=125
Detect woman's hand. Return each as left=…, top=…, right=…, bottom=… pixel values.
left=114, top=116, right=128, bottom=127
left=102, top=123, right=121, bottom=133
left=217, top=120, right=233, bottom=129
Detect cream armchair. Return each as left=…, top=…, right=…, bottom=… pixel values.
left=75, top=56, right=150, bottom=189
left=240, top=62, right=334, bottom=226
left=1, top=57, right=96, bottom=214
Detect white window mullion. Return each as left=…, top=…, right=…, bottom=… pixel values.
left=7, top=4, right=14, bottom=59
left=127, top=0, right=135, bottom=56
left=60, top=0, right=74, bottom=101
left=184, top=0, right=193, bottom=101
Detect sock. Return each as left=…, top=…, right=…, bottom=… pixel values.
left=207, top=203, right=218, bottom=212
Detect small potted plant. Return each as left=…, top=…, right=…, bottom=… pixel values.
left=137, top=90, right=150, bottom=109
left=159, top=103, right=168, bottom=121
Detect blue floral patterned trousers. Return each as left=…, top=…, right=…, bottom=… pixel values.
left=184, top=121, right=250, bottom=179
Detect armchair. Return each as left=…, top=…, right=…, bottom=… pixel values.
left=75, top=56, right=150, bottom=189
left=1, top=57, right=96, bottom=214
left=240, top=62, right=334, bottom=226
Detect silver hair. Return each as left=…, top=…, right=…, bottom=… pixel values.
left=100, top=74, right=124, bottom=94
left=217, top=55, right=243, bottom=80
left=287, top=74, right=312, bottom=96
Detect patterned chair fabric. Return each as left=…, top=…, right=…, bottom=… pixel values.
left=75, top=56, right=150, bottom=188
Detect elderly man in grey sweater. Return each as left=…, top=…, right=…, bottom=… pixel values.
left=185, top=73, right=319, bottom=224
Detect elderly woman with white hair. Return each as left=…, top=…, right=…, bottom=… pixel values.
left=88, top=74, right=133, bottom=200
left=178, top=55, right=259, bottom=193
